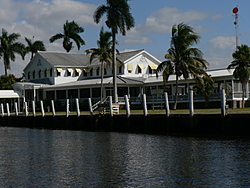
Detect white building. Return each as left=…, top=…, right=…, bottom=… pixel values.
left=12, top=49, right=249, bottom=109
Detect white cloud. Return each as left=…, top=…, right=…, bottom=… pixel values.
left=120, top=7, right=207, bottom=46
left=209, top=36, right=236, bottom=50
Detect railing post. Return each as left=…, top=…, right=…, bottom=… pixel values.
left=32, top=101, right=36, bottom=117
left=1, top=103, right=4, bottom=117
left=142, top=94, right=148, bottom=116
left=109, top=96, right=113, bottom=116
left=164, top=92, right=170, bottom=117
left=40, top=101, right=45, bottom=117
left=15, top=102, right=18, bottom=116
left=24, top=102, right=28, bottom=117
left=189, top=90, right=194, bottom=117
left=88, top=98, right=93, bottom=116
left=124, top=95, right=130, bottom=118
left=6, top=103, right=10, bottom=117
left=221, top=89, right=226, bottom=116
left=51, top=100, right=56, bottom=117
left=66, top=99, right=70, bottom=117
left=76, top=98, right=80, bottom=117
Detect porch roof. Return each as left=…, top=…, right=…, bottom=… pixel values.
left=0, top=90, right=21, bottom=98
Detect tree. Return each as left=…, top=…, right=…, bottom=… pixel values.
left=193, top=75, right=214, bottom=108
left=25, top=37, right=46, bottom=60
left=85, top=27, right=113, bottom=102
left=156, top=23, right=208, bottom=109
left=0, top=74, right=18, bottom=90
left=0, top=28, right=26, bottom=75
left=227, top=44, right=250, bottom=108
left=49, top=20, right=85, bottom=52
left=94, top=0, right=135, bottom=103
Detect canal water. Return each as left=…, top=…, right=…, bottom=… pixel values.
left=0, top=127, right=249, bottom=187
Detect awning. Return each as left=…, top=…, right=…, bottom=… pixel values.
left=0, top=90, right=20, bottom=99
left=127, top=63, right=133, bottom=71
left=75, top=68, right=82, bottom=73
left=67, top=68, right=74, bottom=72
left=148, top=64, right=158, bottom=70
left=56, top=68, right=63, bottom=72
left=83, top=67, right=92, bottom=72
left=137, top=64, right=144, bottom=69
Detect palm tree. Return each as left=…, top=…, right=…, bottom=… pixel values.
left=94, top=0, right=135, bottom=103
left=227, top=44, right=250, bottom=108
left=49, top=20, right=85, bottom=52
left=0, top=28, right=26, bottom=75
left=193, top=75, right=214, bottom=108
left=85, top=27, right=113, bottom=102
left=25, top=37, right=46, bottom=60
left=156, top=23, right=208, bottom=109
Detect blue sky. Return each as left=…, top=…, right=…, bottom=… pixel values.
left=0, top=0, right=249, bottom=77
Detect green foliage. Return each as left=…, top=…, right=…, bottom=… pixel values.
left=49, top=20, right=85, bottom=52
left=0, top=28, right=26, bottom=75
left=193, top=75, right=214, bottom=108
left=25, top=37, right=46, bottom=60
left=0, top=74, right=19, bottom=90
left=227, top=44, right=250, bottom=108
left=156, top=23, right=208, bottom=109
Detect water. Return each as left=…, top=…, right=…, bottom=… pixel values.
left=0, top=127, right=250, bottom=187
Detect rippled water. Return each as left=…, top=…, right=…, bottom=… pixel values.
left=0, top=127, right=250, bottom=187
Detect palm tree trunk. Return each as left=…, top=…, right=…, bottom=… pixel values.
left=112, top=29, right=118, bottom=103
left=100, top=61, right=104, bottom=102
left=173, top=75, right=179, bottom=110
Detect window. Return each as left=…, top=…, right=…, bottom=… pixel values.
left=50, top=68, right=53, bottom=77
left=27, top=72, right=30, bottom=80
left=56, top=68, right=63, bottom=77
left=118, top=65, right=123, bottom=74
left=75, top=70, right=79, bottom=77
left=44, top=69, right=47, bottom=77
left=96, top=67, right=100, bottom=76
left=104, top=68, right=107, bottom=75
left=33, top=71, right=36, bottom=79
left=83, top=70, right=87, bottom=77
left=38, top=70, right=41, bottom=78
left=90, top=69, right=93, bottom=76
left=67, top=69, right=71, bottom=76
left=138, top=66, right=142, bottom=74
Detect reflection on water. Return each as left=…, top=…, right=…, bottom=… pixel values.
left=0, top=127, right=250, bottom=187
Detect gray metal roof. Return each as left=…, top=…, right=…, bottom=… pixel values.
left=38, top=49, right=145, bottom=67
left=39, top=51, right=90, bottom=67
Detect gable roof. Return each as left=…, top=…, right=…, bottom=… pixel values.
left=38, top=51, right=90, bottom=67
left=33, top=50, right=146, bottom=68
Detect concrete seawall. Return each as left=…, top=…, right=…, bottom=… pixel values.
left=1, top=114, right=250, bottom=136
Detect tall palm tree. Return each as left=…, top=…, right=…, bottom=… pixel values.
left=85, top=27, right=113, bottom=102
left=0, top=28, right=26, bottom=75
left=227, top=44, right=250, bottom=108
left=157, top=23, right=208, bottom=109
left=94, top=0, right=135, bottom=103
left=25, top=37, right=46, bottom=60
left=49, top=20, right=85, bottom=52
